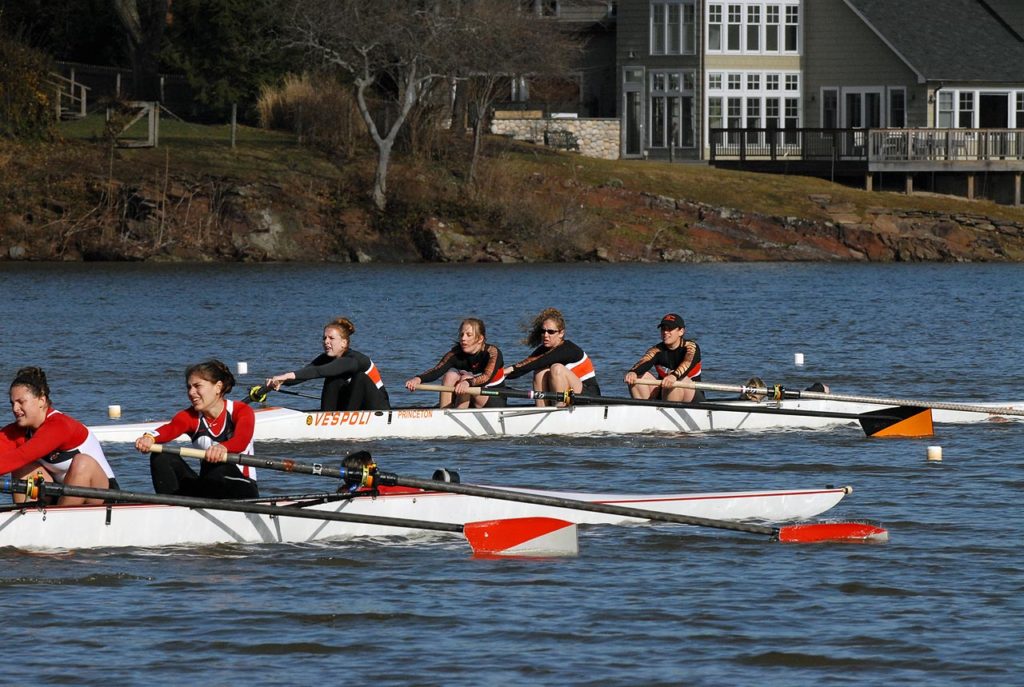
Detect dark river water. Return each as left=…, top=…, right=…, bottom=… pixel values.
left=1, top=262, right=1022, bottom=685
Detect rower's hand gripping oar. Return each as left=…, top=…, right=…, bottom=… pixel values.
left=246, top=384, right=321, bottom=404
left=152, top=445, right=888, bottom=545
left=416, top=383, right=930, bottom=438
left=141, top=448, right=575, bottom=557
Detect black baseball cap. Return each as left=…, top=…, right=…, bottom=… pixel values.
left=658, top=313, right=685, bottom=329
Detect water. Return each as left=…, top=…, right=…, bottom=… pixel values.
left=1, top=262, right=1022, bottom=685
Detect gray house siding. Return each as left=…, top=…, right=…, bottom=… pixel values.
left=803, top=0, right=927, bottom=127
left=616, top=1, right=702, bottom=159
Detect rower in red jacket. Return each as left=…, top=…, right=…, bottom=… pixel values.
left=0, top=366, right=118, bottom=505
left=504, top=308, right=600, bottom=407
left=136, top=360, right=258, bottom=499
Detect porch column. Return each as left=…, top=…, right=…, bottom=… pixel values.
left=865, top=173, right=873, bottom=192
left=1015, top=173, right=1021, bottom=207
left=905, top=174, right=913, bottom=195
left=967, top=174, right=975, bottom=200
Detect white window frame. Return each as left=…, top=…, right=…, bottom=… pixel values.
left=705, top=1, right=801, bottom=55
left=706, top=69, right=802, bottom=148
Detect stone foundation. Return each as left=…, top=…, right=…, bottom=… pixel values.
left=491, top=116, right=621, bottom=160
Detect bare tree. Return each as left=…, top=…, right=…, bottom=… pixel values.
left=455, top=0, right=581, bottom=184
left=286, top=0, right=459, bottom=211
left=111, top=0, right=168, bottom=100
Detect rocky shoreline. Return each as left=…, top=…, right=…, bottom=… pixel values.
left=4, top=157, right=1024, bottom=264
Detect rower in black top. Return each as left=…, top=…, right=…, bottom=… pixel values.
left=266, top=317, right=391, bottom=411
left=624, top=313, right=704, bottom=403
left=405, top=318, right=507, bottom=408
left=504, top=307, right=600, bottom=407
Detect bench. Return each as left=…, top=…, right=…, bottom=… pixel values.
left=544, top=129, right=580, bottom=151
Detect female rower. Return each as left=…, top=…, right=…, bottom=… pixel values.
left=624, top=313, right=704, bottom=403
left=135, top=360, right=258, bottom=499
left=0, top=366, right=118, bottom=505
left=503, top=308, right=600, bottom=407
left=404, top=317, right=507, bottom=408
left=265, top=317, right=391, bottom=411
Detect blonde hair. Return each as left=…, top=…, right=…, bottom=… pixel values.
left=524, top=308, right=566, bottom=347
left=457, top=318, right=487, bottom=345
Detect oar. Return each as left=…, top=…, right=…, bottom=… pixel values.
left=638, top=378, right=1024, bottom=419
left=151, top=445, right=889, bottom=544
left=415, top=383, right=930, bottom=437
left=246, top=384, right=321, bottom=403
left=0, top=476, right=575, bottom=557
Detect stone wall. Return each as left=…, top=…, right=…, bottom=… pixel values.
left=491, top=115, right=621, bottom=160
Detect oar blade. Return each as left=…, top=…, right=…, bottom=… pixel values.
left=776, top=521, right=889, bottom=544
left=860, top=406, right=933, bottom=437
left=463, top=517, right=578, bottom=558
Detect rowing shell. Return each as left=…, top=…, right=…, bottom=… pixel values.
left=89, top=397, right=1024, bottom=443
left=0, top=483, right=850, bottom=551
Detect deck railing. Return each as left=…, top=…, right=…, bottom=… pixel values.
left=868, top=128, right=1024, bottom=162
left=709, top=128, right=867, bottom=161
left=710, top=127, right=1024, bottom=164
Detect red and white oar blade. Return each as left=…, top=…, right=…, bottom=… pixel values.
left=463, top=517, right=578, bottom=557
left=776, top=521, right=889, bottom=544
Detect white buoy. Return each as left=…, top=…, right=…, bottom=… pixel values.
left=236, top=361, right=248, bottom=375
left=927, top=446, right=943, bottom=462
left=794, top=352, right=805, bottom=366
left=108, top=404, right=122, bottom=420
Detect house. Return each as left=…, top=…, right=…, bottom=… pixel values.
left=804, top=0, right=1024, bottom=130
left=497, top=0, right=1024, bottom=201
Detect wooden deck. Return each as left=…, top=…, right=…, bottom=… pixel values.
left=709, top=127, right=1024, bottom=205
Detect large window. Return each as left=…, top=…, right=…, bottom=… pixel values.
left=708, top=4, right=722, bottom=50
left=746, top=6, right=760, bottom=51
left=1017, top=93, right=1024, bottom=128
left=727, top=4, right=742, bottom=50
left=888, top=88, right=906, bottom=128
left=649, top=70, right=696, bottom=148
left=765, top=5, right=779, bottom=51
left=707, top=70, right=801, bottom=144
left=650, top=1, right=696, bottom=55
left=784, top=6, right=799, bottom=51
left=707, top=1, right=800, bottom=54
left=822, top=88, right=838, bottom=128
left=937, top=92, right=955, bottom=127
left=958, top=92, right=974, bottom=127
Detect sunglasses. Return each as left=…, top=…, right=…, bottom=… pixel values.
left=541, top=328, right=562, bottom=335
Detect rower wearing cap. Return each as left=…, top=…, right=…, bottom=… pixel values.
left=624, top=313, right=704, bottom=402
left=504, top=307, right=600, bottom=407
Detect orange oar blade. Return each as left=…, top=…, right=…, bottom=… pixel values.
left=463, top=517, right=578, bottom=557
left=861, top=406, right=933, bottom=438
left=776, top=521, right=889, bottom=544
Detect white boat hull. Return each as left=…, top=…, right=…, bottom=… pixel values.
left=90, top=399, right=1024, bottom=443
left=0, top=484, right=849, bottom=551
